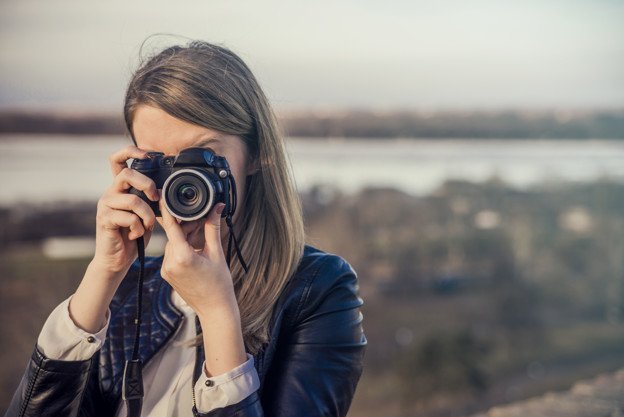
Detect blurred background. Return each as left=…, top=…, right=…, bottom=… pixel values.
left=1, top=0, right=624, bottom=416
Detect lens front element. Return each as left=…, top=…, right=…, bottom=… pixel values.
left=178, top=184, right=199, bottom=205
left=162, top=169, right=215, bottom=221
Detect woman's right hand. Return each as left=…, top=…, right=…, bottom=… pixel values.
left=91, top=145, right=160, bottom=278
left=68, top=145, right=160, bottom=334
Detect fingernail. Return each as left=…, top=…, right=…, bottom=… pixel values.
left=216, top=203, right=225, bottom=215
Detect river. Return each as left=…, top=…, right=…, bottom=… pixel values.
left=1, top=135, right=624, bottom=205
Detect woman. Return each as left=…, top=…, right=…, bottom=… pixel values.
left=6, top=41, right=366, bottom=417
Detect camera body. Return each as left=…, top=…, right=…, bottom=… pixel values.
left=128, top=147, right=235, bottom=222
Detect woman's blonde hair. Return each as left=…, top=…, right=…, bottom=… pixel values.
left=123, top=40, right=305, bottom=354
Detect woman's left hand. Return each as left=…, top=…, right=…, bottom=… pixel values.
left=159, top=198, right=248, bottom=376
left=158, top=198, right=236, bottom=317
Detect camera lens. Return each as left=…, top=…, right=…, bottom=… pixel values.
left=162, top=169, right=216, bottom=221
left=178, top=184, right=198, bottom=205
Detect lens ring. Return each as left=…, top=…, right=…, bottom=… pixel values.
left=162, top=169, right=215, bottom=221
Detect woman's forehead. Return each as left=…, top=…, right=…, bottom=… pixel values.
left=132, top=105, right=241, bottom=155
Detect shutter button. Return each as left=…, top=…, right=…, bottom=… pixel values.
left=205, top=379, right=214, bottom=387
left=86, top=336, right=96, bottom=343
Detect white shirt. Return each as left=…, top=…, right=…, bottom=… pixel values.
left=36, top=291, right=260, bottom=416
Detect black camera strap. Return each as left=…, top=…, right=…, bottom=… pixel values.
left=226, top=214, right=248, bottom=274
left=122, top=236, right=146, bottom=417
left=225, top=172, right=249, bottom=273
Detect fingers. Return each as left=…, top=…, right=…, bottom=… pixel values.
left=112, top=168, right=159, bottom=201
left=99, top=193, right=156, bottom=230
left=99, top=209, right=145, bottom=240
left=108, top=145, right=149, bottom=177
left=159, top=197, right=187, bottom=245
left=203, top=203, right=225, bottom=256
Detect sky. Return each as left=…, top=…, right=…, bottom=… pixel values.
left=0, top=0, right=623, bottom=111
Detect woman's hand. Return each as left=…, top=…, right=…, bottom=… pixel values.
left=159, top=198, right=247, bottom=376
left=91, top=145, right=160, bottom=277
left=68, top=145, right=158, bottom=333
left=159, top=198, right=236, bottom=316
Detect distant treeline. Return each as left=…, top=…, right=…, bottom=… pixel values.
left=1, top=108, right=623, bottom=138
left=0, top=111, right=125, bottom=135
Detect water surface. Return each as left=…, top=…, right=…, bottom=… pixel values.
left=1, top=135, right=624, bottom=205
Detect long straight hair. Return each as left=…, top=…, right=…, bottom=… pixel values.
left=123, top=40, right=305, bottom=354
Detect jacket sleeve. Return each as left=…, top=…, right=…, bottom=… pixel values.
left=195, top=253, right=367, bottom=417
left=194, top=354, right=260, bottom=412
left=3, top=346, right=103, bottom=417
left=37, top=295, right=110, bottom=361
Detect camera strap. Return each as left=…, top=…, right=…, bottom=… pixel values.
left=225, top=172, right=249, bottom=273
left=122, top=236, right=146, bottom=417
left=226, top=214, right=249, bottom=273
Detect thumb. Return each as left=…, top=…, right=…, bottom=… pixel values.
left=203, top=203, right=226, bottom=256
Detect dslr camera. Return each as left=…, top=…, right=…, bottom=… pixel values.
left=128, top=147, right=237, bottom=222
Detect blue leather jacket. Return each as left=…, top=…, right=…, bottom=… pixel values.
left=6, top=244, right=366, bottom=417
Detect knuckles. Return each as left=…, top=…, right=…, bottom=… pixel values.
left=161, top=247, right=198, bottom=278
left=117, top=167, right=157, bottom=192
left=129, top=216, right=143, bottom=229
left=95, top=201, right=111, bottom=223
left=119, top=167, right=133, bottom=179
left=173, top=250, right=195, bottom=268
left=128, top=194, right=142, bottom=210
